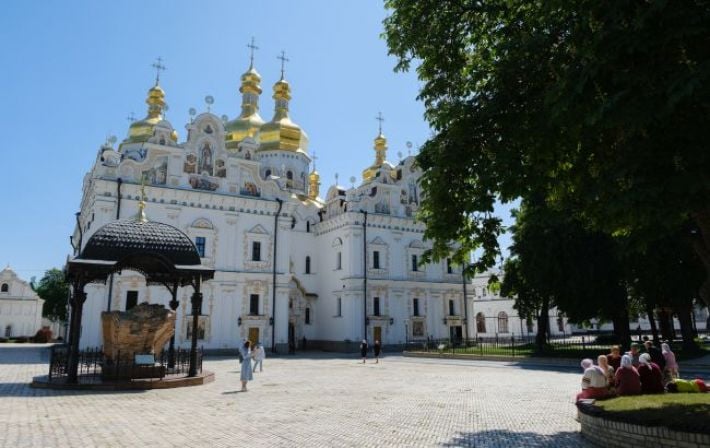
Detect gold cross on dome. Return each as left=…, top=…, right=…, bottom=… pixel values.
left=277, top=50, right=289, bottom=78
left=247, top=37, right=259, bottom=67
left=375, top=112, right=385, bottom=134
left=152, top=57, right=166, bottom=85
left=126, top=112, right=136, bottom=123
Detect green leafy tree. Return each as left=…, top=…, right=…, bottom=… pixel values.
left=33, top=268, right=69, bottom=322
left=383, top=0, right=710, bottom=296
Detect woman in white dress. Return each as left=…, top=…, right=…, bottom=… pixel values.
left=239, top=340, right=253, bottom=391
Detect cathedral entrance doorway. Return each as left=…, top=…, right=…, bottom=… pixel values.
left=288, top=323, right=295, bottom=353
left=373, top=326, right=382, bottom=344
left=449, top=326, right=462, bottom=343
left=248, top=327, right=260, bottom=346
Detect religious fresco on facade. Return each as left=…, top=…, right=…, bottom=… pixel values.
left=215, top=159, right=226, bottom=178
left=186, top=316, right=207, bottom=340
left=123, top=147, right=148, bottom=162
left=189, top=174, right=219, bottom=191
left=408, top=179, right=419, bottom=205
left=199, top=142, right=214, bottom=176
left=375, top=192, right=391, bottom=214
left=412, top=320, right=425, bottom=337
left=184, top=153, right=197, bottom=174
left=142, top=156, right=168, bottom=185
left=240, top=181, right=260, bottom=197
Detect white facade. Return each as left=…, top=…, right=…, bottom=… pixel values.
left=469, top=271, right=709, bottom=338
left=0, top=268, right=44, bottom=338
left=71, top=64, right=465, bottom=351
left=468, top=271, right=573, bottom=339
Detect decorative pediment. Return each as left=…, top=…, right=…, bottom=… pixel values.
left=190, top=218, right=214, bottom=230
left=247, top=224, right=269, bottom=235
left=370, top=236, right=387, bottom=246
left=409, top=240, right=426, bottom=249
left=331, top=237, right=343, bottom=247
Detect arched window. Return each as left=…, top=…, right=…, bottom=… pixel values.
left=476, top=313, right=486, bottom=333
left=265, top=169, right=272, bottom=178
left=305, top=256, right=311, bottom=274
left=286, top=170, right=293, bottom=180
left=498, top=312, right=509, bottom=334
left=0, top=283, right=7, bottom=293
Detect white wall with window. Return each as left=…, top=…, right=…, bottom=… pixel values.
left=0, top=267, right=44, bottom=338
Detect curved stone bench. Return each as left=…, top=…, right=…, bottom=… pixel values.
left=577, top=401, right=710, bottom=448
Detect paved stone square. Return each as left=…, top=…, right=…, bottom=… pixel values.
left=0, top=345, right=588, bottom=447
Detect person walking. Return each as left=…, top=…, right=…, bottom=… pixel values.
left=374, top=340, right=381, bottom=364
left=661, top=342, right=679, bottom=383
left=360, top=339, right=368, bottom=363
left=252, top=342, right=265, bottom=373
left=239, top=340, right=253, bottom=391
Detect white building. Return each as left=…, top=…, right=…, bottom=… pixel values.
left=71, top=60, right=467, bottom=352
left=470, top=271, right=709, bottom=338
left=469, top=270, right=573, bottom=339
left=0, top=267, right=44, bottom=339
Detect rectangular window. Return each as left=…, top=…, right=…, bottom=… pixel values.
left=336, top=251, right=342, bottom=270
left=249, top=294, right=259, bottom=315
left=305, top=256, right=311, bottom=274
left=446, top=258, right=453, bottom=274
left=252, top=241, right=261, bottom=261
left=125, top=291, right=138, bottom=311
left=411, top=254, right=418, bottom=272
left=305, top=307, right=311, bottom=325
left=448, top=299, right=455, bottom=316
left=413, top=298, right=420, bottom=317
left=373, top=251, right=380, bottom=269
left=374, top=297, right=381, bottom=316
left=336, top=297, right=342, bottom=316
left=195, top=236, right=206, bottom=257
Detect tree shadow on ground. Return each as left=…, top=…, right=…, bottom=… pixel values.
left=0, top=344, right=50, bottom=364
left=441, top=430, right=589, bottom=448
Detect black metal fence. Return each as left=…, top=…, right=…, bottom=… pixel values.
left=404, top=333, right=706, bottom=359
left=47, top=344, right=202, bottom=384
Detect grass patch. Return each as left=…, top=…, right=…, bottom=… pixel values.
left=588, top=394, right=710, bottom=435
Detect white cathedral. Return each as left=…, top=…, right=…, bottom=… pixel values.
left=71, top=58, right=467, bottom=352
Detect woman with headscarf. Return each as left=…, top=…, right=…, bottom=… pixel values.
left=360, top=339, right=368, bottom=364
left=239, top=340, right=253, bottom=391
left=614, top=354, right=641, bottom=396
left=597, top=355, right=616, bottom=393
left=638, top=353, right=664, bottom=394
left=575, top=358, right=608, bottom=401
left=661, top=343, right=679, bottom=384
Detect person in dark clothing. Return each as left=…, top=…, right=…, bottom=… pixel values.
left=360, top=339, right=368, bottom=363
left=373, top=340, right=381, bottom=364
left=638, top=353, right=664, bottom=394
left=644, top=340, right=666, bottom=370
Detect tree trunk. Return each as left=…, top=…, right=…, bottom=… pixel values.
left=645, top=302, right=660, bottom=344
left=657, top=307, right=675, bottom=341
left=535, top=296, right=550, bottom=353
left=675, top=302, right=698, bottom=352
left=691, top=209, right=710, bottom=305
left=611, top=294, right=631, bottom=349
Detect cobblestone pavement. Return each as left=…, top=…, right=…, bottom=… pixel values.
left=0, top=345, right=589, bottom=448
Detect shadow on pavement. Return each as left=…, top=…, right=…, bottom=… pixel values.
left=442, top=430, right=589, bottom=448
left=0, top=382, right=146, bottom=397
left=0, top=344, right=50, bottom=364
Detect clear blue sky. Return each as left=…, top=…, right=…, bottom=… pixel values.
left=0, top=1, right=513, bottom=280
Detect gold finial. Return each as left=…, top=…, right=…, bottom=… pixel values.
left=135, top=176, right=149, bottom=223
left=152, top=57, right=166, bottom=86
left=277, top=50, right=289, bottom=79
left=247, top=37, right=259, bottom=68
left=308, top=150, right=320, bottom=200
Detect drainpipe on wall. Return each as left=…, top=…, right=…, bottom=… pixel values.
left=271, top=198, right=283, bottom=354
left=362, top=210, right=368, bottom=342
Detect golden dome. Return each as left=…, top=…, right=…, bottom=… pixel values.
left=124, top=84, right=166, bottom=144
left=259, top=77, right=308, bottom=153
left=308, top=169, right=320, bottom=200
left=225, top=65, right=265, bottom=150
left=362, top=132, right=389, bottom=182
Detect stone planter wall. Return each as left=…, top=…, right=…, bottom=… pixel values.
left=578, top=407, right=710, bottom=448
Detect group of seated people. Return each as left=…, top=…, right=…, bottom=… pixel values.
left=576, top=340, right=705, bottom=401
